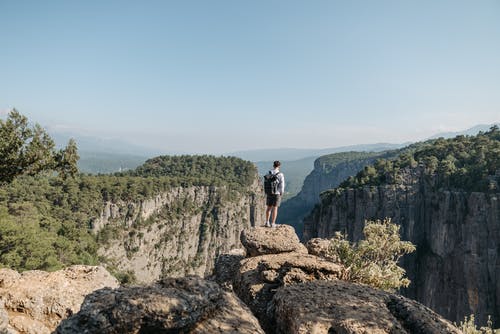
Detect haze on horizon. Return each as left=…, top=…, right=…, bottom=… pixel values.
left=1, top=1, right=499, bottom=154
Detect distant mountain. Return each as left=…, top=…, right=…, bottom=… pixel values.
left=244, top=143, right=408, bottom=199
left=428, top=123, right=499, bottom=139
left=50, top=130, right=169, bottom=174
left=50, top=130, right=161, bottom=156
left=78, top=151, right=147, bottom=174
left=255, top=156, right=317, bottom=199
left=229, top=143, right=407, bottom=162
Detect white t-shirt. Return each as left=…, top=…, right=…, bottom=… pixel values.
left=270, top=168, right=285, bottom=195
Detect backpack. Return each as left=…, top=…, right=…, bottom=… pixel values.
left=263, top=171, right=281, bottom=195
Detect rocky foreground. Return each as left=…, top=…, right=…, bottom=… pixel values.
left=0, top=225, right=462, bottom=334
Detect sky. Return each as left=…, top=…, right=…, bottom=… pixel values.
left=1, top=0, right=499, bottom=154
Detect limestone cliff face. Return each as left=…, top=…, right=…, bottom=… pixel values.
left=303, top=167, right=500, bottom=325
left=281, top=155, right=383, bottom=238
left=95, top=179, right=265, bottom=283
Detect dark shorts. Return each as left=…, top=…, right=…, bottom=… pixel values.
left=266, top=194, right=281, bottom=207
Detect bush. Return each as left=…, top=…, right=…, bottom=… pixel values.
left=458, top=315, right=499, bottom=334
left=325, top=218, right=416, bottom=292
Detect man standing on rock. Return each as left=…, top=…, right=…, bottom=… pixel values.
left=264, top=161, right=285, bottom=228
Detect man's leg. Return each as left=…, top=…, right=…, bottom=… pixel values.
left=265, top=206, right=272, bottom=226
left=271, top=206, right=278, bottom=225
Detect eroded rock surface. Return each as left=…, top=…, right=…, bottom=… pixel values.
left=0, top=302, right=14, bottom=334
left=233, top=252, right=343, bottom=331
left=305, top=237, right=339, bottom=262
left=240, top=225, right=307, bottom=256
left=0, top=266, right=119, bottom=334
left=214, top=249, right=246, bottom=291
left=56, top=276, right=264, bottom=334
left=231, top=226, right=464, bottom=334
left=273, top=280, right=462, bottom=334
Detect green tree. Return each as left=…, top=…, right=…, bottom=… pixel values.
left=55, top=138, right=79, bottom=179
left=0, top=109, right=79, bottom=183
left=0, top=109, right=55, bottom=183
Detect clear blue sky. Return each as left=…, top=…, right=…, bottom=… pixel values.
left=1, top=0, right=499, bottom=153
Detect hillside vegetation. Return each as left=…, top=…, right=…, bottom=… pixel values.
left=0, top=154, right=257, bottom=273
left=128, top=155, right=256, bottom=191
left=337, top=126, right=500, bottom=193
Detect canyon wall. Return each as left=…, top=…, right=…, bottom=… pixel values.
left=304, top=168, right=500, bottom=325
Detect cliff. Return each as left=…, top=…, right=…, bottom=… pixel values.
left=280, top=151, right=390, bottom=237
left=304, top=167, right=500, bottom=326
left=96, top=179, right=265, bottom=283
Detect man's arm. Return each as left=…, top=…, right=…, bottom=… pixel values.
left=279, top=173, right=285, bottom=195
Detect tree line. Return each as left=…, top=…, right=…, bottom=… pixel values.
left=337, top=126, right=500, bottom=193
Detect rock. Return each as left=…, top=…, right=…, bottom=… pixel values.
left=240, top=225, right=308, bottom=256
left=0, top=302, right=17, bottom=334
left=56, top=276, right=264, bottom=334
left=273, top=280, right=463, bottom=334
left=233, top=252, right=343, bottom=331
left=0, top=266, right=119, bottom=334
left=305, top=238, right=339, bottom=262
left=214, top=249, right=246, bottom=291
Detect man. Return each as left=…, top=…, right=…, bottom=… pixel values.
left=265, top=160, right=285, bottom=228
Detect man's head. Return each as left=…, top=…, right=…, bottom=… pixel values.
left=273, top=161, right=281, bottom=169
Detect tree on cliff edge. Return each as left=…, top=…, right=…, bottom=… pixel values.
left=0, top=109, right=79, bottom=183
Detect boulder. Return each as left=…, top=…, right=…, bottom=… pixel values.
left=273, top=280, right=463, bottom=334
left=0, top=266, right=119, bottom=334
left=56, top=276, right=264, bottom=334
left=305, top=237, right=338, bottom=262
left=240, top=225, right=307, bottom=256
left=233, top=252, right=343, bottom=331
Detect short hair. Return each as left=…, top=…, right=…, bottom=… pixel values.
left=273, top=161, right=281, bottom=168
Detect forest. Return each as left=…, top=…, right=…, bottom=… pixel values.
left=337, top=126, right=500, bottom=193
left=0, top=112, right=258, bottom=273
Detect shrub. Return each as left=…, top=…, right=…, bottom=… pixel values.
left=458, top=315, right=499, bottom=334
left=325, top=218, right=416, bottom=292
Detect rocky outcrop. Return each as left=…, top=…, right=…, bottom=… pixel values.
left=234, top=252, right=343, bottom=331
left=225, top=225, right=461, bottom=333
left=273, top=280, right=462, bottom=334
left=98, top=180, right=265, bottom=283
left=240, top=225, right=307, bottom=256
left=304, top=167, right=500, bottom=326
left=0, top=266, right=119, bottom=334
left=56, top=276, right=264, bottom=334
left=305, top=237, right=338, bottom=262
